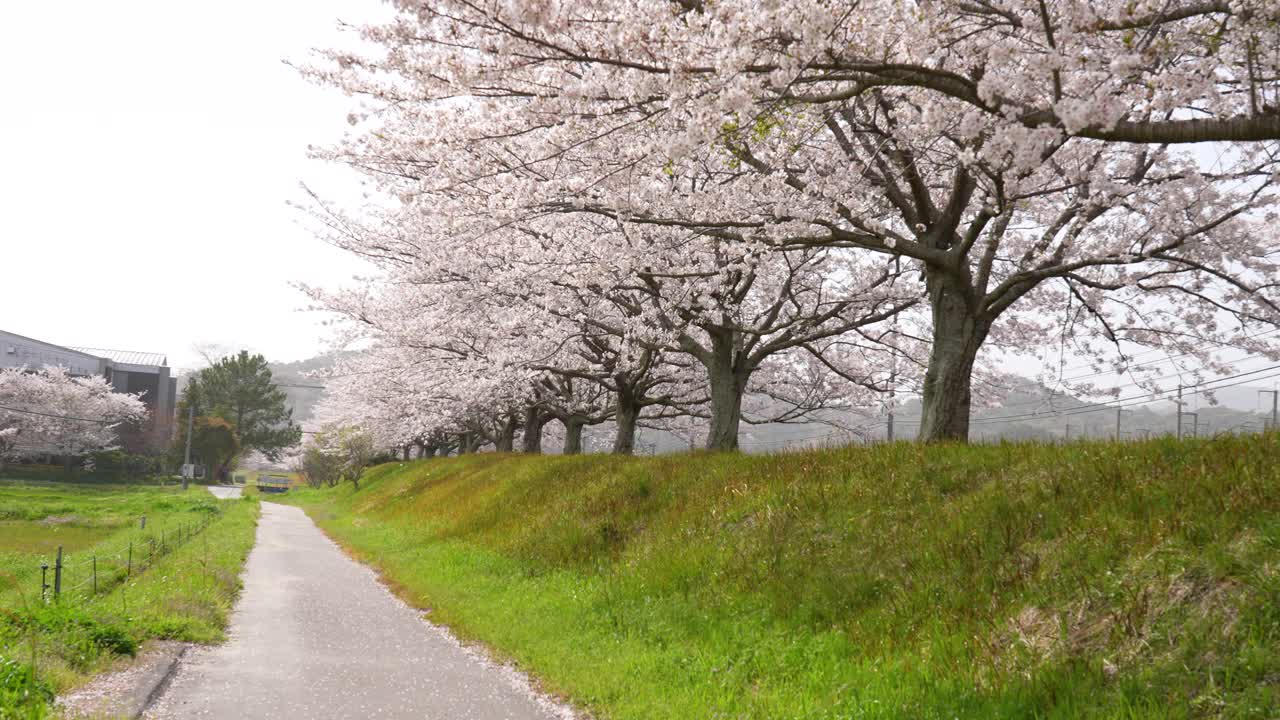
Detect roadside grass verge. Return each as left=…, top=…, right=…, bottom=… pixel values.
left=0, top=483, right=259, bottom=718
left=285, top=434, right=1280, bottom=719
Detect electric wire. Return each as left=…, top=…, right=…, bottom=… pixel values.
left=0, top=404, right=123, bottom=424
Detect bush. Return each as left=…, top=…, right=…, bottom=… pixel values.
left=2, top=453, right=167, bottom=484
left=1, top=605, right=138, bottom=661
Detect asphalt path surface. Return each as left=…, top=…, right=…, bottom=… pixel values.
left=146, top=502, right=570, bottom=719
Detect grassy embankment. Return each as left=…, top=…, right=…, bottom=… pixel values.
left=0, top=482, right=259, bottom=717
left=284, top=434, right=1280, bottom=719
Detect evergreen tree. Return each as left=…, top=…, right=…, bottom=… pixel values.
left=181, top=351, right=301, bottom=461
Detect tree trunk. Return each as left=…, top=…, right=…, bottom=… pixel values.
left=703, top=333, right=748, bottom=451
left=612, top=387, right=640, bottom=455
left=918, top=273, right=989, bottom=443
left=457, top=432, right=472, bottom=454
left=495, top=414, right=518, bottom=452
left=521, top=405, right=545, bottom=454
left=402, top=446, right=410, bottom=461
left=423, top=445, right=437, bottom=458
left=563, top=418, right=585, bottom=455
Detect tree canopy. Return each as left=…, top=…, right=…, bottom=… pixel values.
left=298, top=0, right=1280, bottom=449
left=0, top=366, right=148, bottom=462
left=189, top=415, right=241, bottom=483
left=182, top=351, right=301, bottom=460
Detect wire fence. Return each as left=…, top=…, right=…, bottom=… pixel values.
left=33, top=508, right=225, bottom=606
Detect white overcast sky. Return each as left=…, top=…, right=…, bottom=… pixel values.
left=1, top=1, right=386, bottom=372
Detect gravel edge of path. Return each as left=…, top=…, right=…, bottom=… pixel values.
left=56, top=640, right=190, bottom=719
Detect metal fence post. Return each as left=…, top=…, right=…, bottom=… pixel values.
left=54, top=546, right=62, bottom=600
left=40, top=563, right=48, bottom=602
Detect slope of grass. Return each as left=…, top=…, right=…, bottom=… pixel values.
left=285, top=435, right=1280, bottom=719
left=0, top=483, right=259, bottom=718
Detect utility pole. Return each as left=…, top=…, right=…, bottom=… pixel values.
left=1175, top=385, right=1183, bottom=440
left=182, top=404, right=194, bottom=491
left=1261, top=390, right=1279, bottom=431
left=886, top=330, right=898, bottom=443
left=1180, top=411, right=1200, bottom=439
left=886, top=375, right=896, bottom=442
left=1115, top=407, right=1123, bottom=442
left=1064, top=423, right=1072, bottom=442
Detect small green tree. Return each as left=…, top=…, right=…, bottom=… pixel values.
left=336, top=428, right=375, bottom=491
left=181, top=351, right=301, bottom=462
left=189, top=416, right=240, bottom=483
left=298, top=426, right=376, bottom=490
left=296, top=444, right=342, bottom=488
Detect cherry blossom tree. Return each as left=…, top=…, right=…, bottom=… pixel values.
left=0, top=366, right=148, bottom=464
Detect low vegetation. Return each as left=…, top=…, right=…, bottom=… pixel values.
left=285, top=434, right=1280, bottom=719
left=0, top=459, right=170, bottom=486
left=0, top=482, right=259, bottom=718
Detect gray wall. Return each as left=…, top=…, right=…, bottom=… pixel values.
left=0, top=330, right=108, bottom=377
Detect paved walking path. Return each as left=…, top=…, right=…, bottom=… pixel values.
left=205, top=485, right=241, bottom=500
left=146, top=502, right=571, bottom=719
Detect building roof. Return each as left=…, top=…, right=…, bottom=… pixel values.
left=70, top=347, right=168, bottom=367
left=1, top=329, right=106, bottom=363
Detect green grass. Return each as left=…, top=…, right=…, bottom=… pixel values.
left=283, top=434, right=1280, bottom=719
left=0, top=481, right=260, bottom=718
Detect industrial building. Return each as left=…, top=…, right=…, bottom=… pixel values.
left=0, top=329, right=177, bottom=453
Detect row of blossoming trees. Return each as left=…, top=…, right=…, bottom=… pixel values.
left=301, top=0, right=1280, bottom=455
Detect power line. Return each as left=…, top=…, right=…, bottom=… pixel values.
left=963, top=374, right=1280, bottom=426
left=892, top=365, right=1280, bottom=427
left=990, top=364, right=1280, bottom=423
left=0, top=404, right=120, bottom=424
left=961, top=328, right=1280, bottom=415
left=1036, top=327, right=1279, bottom=383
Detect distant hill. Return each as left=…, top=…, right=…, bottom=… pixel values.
left=879, top=375, right=1272, bottom=445
left=175, top=354, right=336, bottom=427
left=269, top=355, right=342, bottom=425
